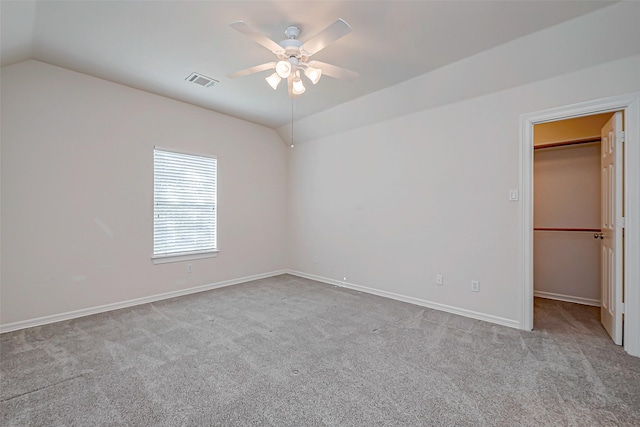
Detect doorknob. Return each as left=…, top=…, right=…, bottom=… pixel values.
left=594, top=233, right=604, bottom=239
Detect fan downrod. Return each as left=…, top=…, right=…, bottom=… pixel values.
left=284, top=26, right=300, bottom=39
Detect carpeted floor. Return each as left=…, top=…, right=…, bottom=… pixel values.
left=2, top=274, right=639, bottom=426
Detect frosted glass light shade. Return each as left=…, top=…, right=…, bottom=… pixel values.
left=265, top=73, right=281, bottom=90
left=275, top=60, right=292, bottom=78
left=304, top=67, right=322, bottom=84
left=292, top=77, right=305, bottom=95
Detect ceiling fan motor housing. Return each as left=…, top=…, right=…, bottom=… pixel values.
left=279, top=39, right=303, bottom=54
left=278, top=36, right=306, bottom=70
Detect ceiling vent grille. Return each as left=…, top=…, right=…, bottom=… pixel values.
left=186, top=72, right=218, bottom=88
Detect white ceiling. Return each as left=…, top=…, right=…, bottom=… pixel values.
left=1, top=1, right=615, bottom=129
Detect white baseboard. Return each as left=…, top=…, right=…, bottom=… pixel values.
left=288, top=270, right=520, bottom=329
left=534, top=291, right=601, bottom=307
left=0, top=270, right=288, bottom=334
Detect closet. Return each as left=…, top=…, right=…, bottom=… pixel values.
left=533, top=113, right=613, bottom=306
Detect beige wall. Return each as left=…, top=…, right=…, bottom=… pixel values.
left=287, top=55, right=640, bottom=325
left=1, top=60, right=289, bottom=325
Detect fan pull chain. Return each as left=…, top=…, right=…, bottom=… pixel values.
left=290, top=99, right=294, bottom=148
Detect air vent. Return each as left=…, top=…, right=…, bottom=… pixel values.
left=186, top=72, right=218, bottom=88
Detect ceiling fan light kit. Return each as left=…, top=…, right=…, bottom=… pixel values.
left=229, top=19, right=358, bottom=98
left=304, top=66, right=322, bottom=84
left=275, top=60, right=292, bottom=78
left=292, top=71, right=306, bottom=95
left=265, top=72, right=281, bottom=90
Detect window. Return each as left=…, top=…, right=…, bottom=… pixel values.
left=153, top=148, right=217, bottom=263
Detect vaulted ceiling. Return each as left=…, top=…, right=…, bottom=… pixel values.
left=1, top=1, right=615, bottom=129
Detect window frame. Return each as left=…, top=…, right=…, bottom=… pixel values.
left=151, top=147, right=218, bottom=264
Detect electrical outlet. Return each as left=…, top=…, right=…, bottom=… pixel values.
left=471, top=280, right=479, bottom=292
left=436, top=274, right=443, bottom=285
left=187, top=264, right=193, bottom=273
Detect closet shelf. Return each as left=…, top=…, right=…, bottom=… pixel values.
left=534, top=137, right=600, bottom=150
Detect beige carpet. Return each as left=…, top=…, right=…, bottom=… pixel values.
left=2, top=274, right=639, bottom=426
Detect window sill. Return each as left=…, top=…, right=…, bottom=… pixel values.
left=152, top=250, right=219, bottom=264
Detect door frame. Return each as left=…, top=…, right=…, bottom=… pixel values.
left=520, top=92, right=640, bottom=357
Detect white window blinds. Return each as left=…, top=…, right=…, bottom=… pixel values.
left=153, top=148, right=217, bottom=257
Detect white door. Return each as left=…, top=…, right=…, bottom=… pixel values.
left=600, top=111, right=623, bottom=345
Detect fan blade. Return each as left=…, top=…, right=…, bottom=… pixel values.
left=300, top=19, right=352, bottom=57
left=228, top=62, right=276, bottom=78
left=308, top=61, right=358, bottom=80
left=230, top=21, right=285, bottom=55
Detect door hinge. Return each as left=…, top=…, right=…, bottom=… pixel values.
left=619, top=217, right=626, bottom=228
left=620, top=302, right=625, bottom=314
left=617, top=131, right=625, bottom=142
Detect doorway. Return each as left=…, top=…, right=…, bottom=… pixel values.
left=532, top=113, right=615, bottom=340
left=520, top=92, right=640, bottom=358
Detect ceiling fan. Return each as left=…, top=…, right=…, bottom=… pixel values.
left=228, top=19, right=358, bottom=98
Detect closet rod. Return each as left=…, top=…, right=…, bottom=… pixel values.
left=534, top=227, right=601, bottom=232
left=534, top=137, right=600, bottom=150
